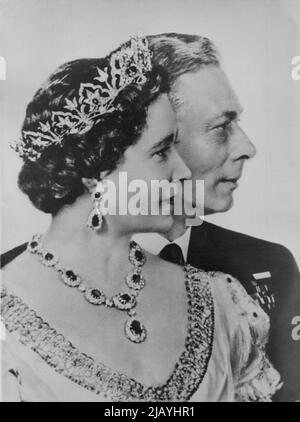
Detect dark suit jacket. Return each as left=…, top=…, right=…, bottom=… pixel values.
left=187, top=221, right=300, bottom=401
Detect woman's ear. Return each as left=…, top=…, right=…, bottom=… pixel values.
left=81, top=177, right=98, bottom=194
left=81, top=171, right=108, bottom=193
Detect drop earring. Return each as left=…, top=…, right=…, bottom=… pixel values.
left=87, top=181, right=105, bottom=231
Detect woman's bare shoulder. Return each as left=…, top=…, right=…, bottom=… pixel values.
left=1, top=248, right=51, bottom=301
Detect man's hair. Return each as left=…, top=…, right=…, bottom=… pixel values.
left=147, top=33, right=220, bottom=86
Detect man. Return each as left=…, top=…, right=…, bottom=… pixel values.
left=134, top=33, right=300, bottom=401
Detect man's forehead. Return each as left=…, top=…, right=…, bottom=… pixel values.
left=172, top=66, right=243, bottom=120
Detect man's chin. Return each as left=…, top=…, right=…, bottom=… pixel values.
left=204, top=195, right=234, bottom=215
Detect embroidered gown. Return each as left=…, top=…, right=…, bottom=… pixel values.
left=1, top=257, right=281, bottom=402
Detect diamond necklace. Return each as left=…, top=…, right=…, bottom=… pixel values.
left=27, top=234, right=147, bottom=343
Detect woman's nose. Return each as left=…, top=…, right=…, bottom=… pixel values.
left=172, top=150, right=192, bottom=181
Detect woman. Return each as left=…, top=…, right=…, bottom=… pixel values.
left=1, top=36, right=281, bottom=402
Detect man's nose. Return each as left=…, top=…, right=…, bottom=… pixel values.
left=172, top=150, right=192, bottom=181
left=231, top=126, right=256, bottom=161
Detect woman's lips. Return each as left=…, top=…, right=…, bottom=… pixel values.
left=160, top=194, right=176, bottom=207
left=159, top=181, right=180, bottom=203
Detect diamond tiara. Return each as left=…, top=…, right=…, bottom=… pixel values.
left=11, top=36, right=152, bottom=162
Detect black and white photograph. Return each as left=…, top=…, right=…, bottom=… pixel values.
left=0, top=0, right=299, bottom=403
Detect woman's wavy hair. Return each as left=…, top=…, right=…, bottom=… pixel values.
left=18, top=42, right=168, bottom=215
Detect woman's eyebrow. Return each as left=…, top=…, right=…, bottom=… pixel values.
left=149, top=132, right=177, bottom=153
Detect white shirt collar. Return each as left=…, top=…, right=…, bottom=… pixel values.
left=132, top=226, right=192, bottom=262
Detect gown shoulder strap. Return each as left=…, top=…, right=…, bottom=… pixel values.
left=0, top=243, right=28, bottom=269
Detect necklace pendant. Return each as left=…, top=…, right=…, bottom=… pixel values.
left=84, top=288, right=106, bottom=305
left=129, top=241, right=146, bottom=267
left=125, top=318, right=147, bottom=343
left=60, top=270, right=81, bottom=288
left=41, top=251, right=58, bottom=267
left=125, top=271, right=145, bottom=291
left=27, top=234, right=42, bottom=253
left=113, top=293, right=136, bottom=311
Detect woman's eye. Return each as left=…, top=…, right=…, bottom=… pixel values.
left=153, top=146, right=171, bottom=162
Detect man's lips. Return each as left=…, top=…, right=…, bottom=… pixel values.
left=218, top=177, right=240, bottom=188
left=221, top=177, right=239, bottom=182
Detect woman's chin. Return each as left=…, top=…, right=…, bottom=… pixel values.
left=157, top=215, right=175, bottom=233
left=134, top=214, right=174, bottom=234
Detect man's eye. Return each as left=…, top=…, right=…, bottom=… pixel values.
left=214, top=118, right=241, bottom=133
left=212, top=121, right=233, bottom=140
left=214, top=122, right=230, bottom=133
